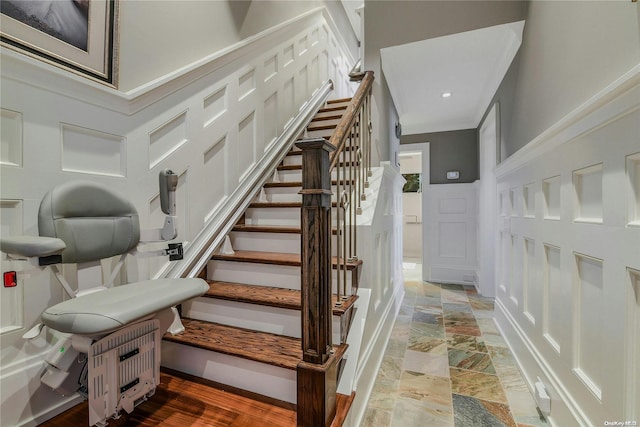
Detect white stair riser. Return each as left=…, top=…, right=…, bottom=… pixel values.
left=244, top=207, right=301, bottom=226
left=231, top=231, right=301, bottom=254
left=208, top=260, right=301, bottom=289
left=162, top=342, right=297, bottom=403
left=230, top=230, right=340, bottom=255
left=262, top=185, right=346, bottom=202
left=183, top=298, right=301, bottom=338
left=184, top=297, right=344, bottom=344
left=208, top=259, right=355, bottom=291
left=282, top=155, right=302, bottom=166
left=275, top=169, right=302, bottom=182
left=263, top=186, right=302, bottom=202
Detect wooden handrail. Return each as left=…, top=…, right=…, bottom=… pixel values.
left=328, top=71, right=374, bottom=171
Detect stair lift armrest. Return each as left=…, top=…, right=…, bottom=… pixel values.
left=0, top=235, right=66, bottom=264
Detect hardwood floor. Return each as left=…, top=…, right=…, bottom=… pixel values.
left=40, top=370, right=297, bottom=427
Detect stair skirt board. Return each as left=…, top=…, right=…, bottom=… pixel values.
left=162, top=341, right=298, bottom=403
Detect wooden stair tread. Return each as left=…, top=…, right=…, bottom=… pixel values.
left=318, top=105, right=347, bottom=113
left=211, top=250, right=363, bottom=270
left=311, top=114, right=343, bottom=122
left=165, top=318, right=302, bottom=370
left=204, top=281, right=358, bottom=315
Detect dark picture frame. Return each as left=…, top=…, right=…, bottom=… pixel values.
left=1, top=0, right=118, bottom=86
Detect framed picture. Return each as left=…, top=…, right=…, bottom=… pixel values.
left=1, top=0, right=118, bottom=86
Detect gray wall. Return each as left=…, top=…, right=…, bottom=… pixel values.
left=482, top=1, right=640, bottom=159
left=401, top=129, right=478, bottom=184
left=363, top=0, right=528, bottom=165
left=118, top=1, right=358, bottom=91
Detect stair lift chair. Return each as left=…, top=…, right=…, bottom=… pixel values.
left=0, top=171, right=208, bottom=426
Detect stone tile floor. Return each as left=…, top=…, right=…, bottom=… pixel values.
left=361, top=263, right=548, bottom=427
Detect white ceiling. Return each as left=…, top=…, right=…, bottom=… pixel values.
left=381, top=21, right=525, bottom=136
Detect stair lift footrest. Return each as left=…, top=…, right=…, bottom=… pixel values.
left=88, top=319, right=161, bottom=427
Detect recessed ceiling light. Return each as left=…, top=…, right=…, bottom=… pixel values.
left=441, top=92, right=452, bottom=98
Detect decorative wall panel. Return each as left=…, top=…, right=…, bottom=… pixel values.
left=523, top=238, right=537, bottom=325
left=523, top=182, right=535, bottom=218
left=263, top=93, right=278, bottom=150
left=573, top=163, right=603, bottom=223
left=543, top=244, right=562, bottom=353
left=0, top=199, right=23, bottom=334
left=203, top=136, right=227, bottom=220
left=238, top=112, right=256, bottom=180
left=149, top=112, right=188, bottom=169
left=543, top=175, right=561, bottom=220
left=627, top=152, right=640, bottom=226
left=0, top=109, right=22, bottom=167
left=264, top=55, right=278, bottom=82
left=204, top=86, right=227, bottom=128
left=573, top=253, right=604, bottom=400
left=438, top=222, right=467, bottom=258
left=239, top=69, right=256, bottom=101
left=61, top=124, right=125, bottom=176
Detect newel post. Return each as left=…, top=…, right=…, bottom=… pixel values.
left=295, top=137, right=338, bottom=427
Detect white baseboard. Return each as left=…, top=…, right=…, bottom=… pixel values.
left=494, top=298, right=591, bottom=427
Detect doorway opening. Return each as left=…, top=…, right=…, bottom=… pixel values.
left=399, top=143, right=429, bottom=281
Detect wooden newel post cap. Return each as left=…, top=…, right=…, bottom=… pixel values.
left=295, top=137, right=336, bottom=153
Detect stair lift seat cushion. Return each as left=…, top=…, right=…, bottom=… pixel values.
left=41, top=278, right=209, bottom=335
left=38, top=180, right=140, bottom=264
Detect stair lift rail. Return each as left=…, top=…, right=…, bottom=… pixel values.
left=0, top=172, right=208, bottom=427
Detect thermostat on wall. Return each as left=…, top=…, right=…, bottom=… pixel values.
left=446, top=171, right=460, bottom=180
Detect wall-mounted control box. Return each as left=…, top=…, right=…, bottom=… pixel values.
left=446, top=171, right=460, bottom=180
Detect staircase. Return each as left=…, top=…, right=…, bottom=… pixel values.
left=162, top=96, right=366, bottom=422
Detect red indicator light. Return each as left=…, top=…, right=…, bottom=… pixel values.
left=4, top=271, right=17, bottom=288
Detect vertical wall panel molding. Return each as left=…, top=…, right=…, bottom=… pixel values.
left=627, top=152, right=640, bottom=227
left=493, top=75, right=640, bottom=426
left=523, top=237, right=537, bottom=325
left=204, top=86, right=228, bottom=128
left=543, top=243, right=562, bottom=354
left=543, top=175, right=561, bottom=220
left=572, top=253, right=604, bottom=400
left=0, top=199, right=23, bottom=335
left=0, top=109, right=23, bottom=167
left=628, top=268, right=640, bottom=421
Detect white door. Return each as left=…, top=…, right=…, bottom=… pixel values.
left=424, top=183, right=478, bottom=285
left=477, top=103, right=499, bottom=297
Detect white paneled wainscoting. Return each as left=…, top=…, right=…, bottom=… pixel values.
left=0, top=8, right=355, bottom=426
left=493, top=65, right=640, bottom=427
